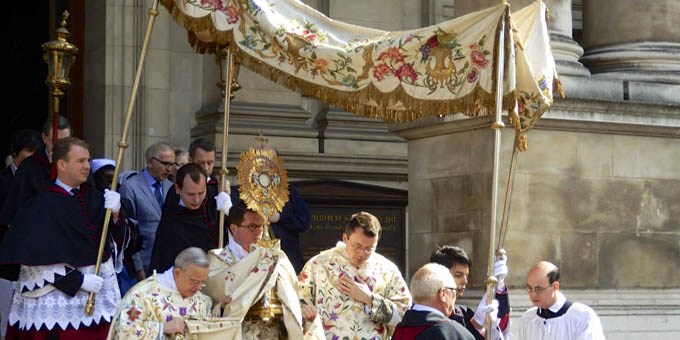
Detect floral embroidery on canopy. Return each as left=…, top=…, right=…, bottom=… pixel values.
left=161, top=0, right=561, bottom=144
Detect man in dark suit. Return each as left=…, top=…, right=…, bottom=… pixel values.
left=392, top=263, right=475, bottom=340
left=0, top=116, right=72, bottom=227
left=117, top=142, right=175, bottom=294
left=0, top=129, right=42, bottom=340
left=0, top=130, right=42, bottom=208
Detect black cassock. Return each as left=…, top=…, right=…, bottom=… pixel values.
left=0, top=183, right=127, bottom=292
left=0, top=166, right=14, bottom=208
left=0, top=165, right=15, bottom=240
left=0, top=144, right=52, bottom=227
left=149, top=178, right=224, bottom=274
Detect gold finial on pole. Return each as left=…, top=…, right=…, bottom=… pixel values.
left=85, top=0, right=160, bottom=316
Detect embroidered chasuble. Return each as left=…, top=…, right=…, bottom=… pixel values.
left=298, top=242, right=412, bottom=340
left=203, top=239, right=325, bottom=340
left=107, top=269, right=214, bottom=339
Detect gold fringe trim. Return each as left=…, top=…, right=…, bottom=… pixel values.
left=554, top=77, right=565, bottom=99
left=161, top=0, right=525, bottom=123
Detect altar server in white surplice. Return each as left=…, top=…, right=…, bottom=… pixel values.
left=517, top=261, right=606, bottom=340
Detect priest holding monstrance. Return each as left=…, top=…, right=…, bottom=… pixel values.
left=199, top=146, right=324, bottom=340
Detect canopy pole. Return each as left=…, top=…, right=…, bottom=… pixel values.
left=85, top=0, right=160, bottom=316
left=496, top=143, right=519, bottom=257
left=218, top=48, right=233, bottom=249
left=485, top=5, right=507, bottom=339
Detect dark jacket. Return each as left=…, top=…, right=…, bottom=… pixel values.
left=0, top=144, right=52, bottom=226
left=450, top=288, right=510, bottom=340
left=393, top=308, right=476, bottom=340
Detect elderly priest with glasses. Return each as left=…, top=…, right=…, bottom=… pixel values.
left=107, top=247, right=225, bottom=339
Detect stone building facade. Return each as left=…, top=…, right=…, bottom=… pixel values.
left=81, top=1, right=679, bottom=338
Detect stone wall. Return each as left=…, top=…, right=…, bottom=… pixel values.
left=393, top=85, right=680, bottom=287
left=83, top=0, right=213, bottom=170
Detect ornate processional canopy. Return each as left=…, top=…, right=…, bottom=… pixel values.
left=160, top=0, right=561, bottom=145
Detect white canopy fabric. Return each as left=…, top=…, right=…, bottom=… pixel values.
left=161, top=0, right=560, bottom=136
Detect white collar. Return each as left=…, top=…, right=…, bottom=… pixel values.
left=157, top=267, right=178, bottom=291
left=548, top=291, right=567, bottom=313
left=228, top=232, right=249, bottom=260
left=412, top=304, right=446, bottom=318
left=338, top=241, right=350, bottom=258
left=55, top=178, right=74, bottom=194
left=10, top=162, right=18, bottom=175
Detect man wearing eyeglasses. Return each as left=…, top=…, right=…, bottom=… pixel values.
left=148, top=163, right=232, bottom=274
left=118, top=142, right=176, bottom=294
left=108, top=247, right=220, bottom=339
left=430, top=246, right=509, bottom=340
left=203, top=200, right=324, bottom=339
left=393, top=263, right=475, bottom=340
left=298, top=211, right=412, bottom=340
left=517, top=261, right=605, bottom=340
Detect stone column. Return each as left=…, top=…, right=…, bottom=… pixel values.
left=453, top=0, right=589, bottom=77
left=581, top=0, right=680, bottom=84
left=544, top=0, right=589, bottom=76
left=83, top=0, right=205, bottom=170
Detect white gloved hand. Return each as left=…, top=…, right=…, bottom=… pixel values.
left=472, top=295, right=499, bottom=329
left=81, top=274, right=104, bottom=293
left=104, top=189, right=121, bottom=214
left=494, top=255, right=508, bottom=289
left=215, top=192, right=233, bottom=215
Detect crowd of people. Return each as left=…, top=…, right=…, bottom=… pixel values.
left=0, top=116, right=606, bottom=340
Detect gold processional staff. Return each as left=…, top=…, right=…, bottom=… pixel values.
left=85, top=0, right=161, bottom=315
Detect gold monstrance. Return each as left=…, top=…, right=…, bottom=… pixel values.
left=237, top=146, right=289, bottom=321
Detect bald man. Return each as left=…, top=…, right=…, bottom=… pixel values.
left=392, top=263, right=475, bottom=340
left=517, top=261, right=605, bottom=340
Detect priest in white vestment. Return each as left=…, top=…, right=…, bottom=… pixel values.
left=107, top=247, right=223, bottom=339
left=298, top=211, right=412, bottom=340
left=203, top=202, right=323, bottom=340
left=517, top=261, right=606, bottom=340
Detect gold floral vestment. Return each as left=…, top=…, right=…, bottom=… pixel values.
left=298, top=242, right=412, bottom=340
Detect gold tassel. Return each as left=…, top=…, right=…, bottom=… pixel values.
left=554, top=78, right=565, bottom=99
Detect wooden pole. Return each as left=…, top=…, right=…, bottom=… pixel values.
left=85, top=0, right=160, bottom=315
left=485, top=4, right=507, bottom=339
left=496, top=144, right=519, bottom=257
left=218, top=49, right=233, bottom=249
